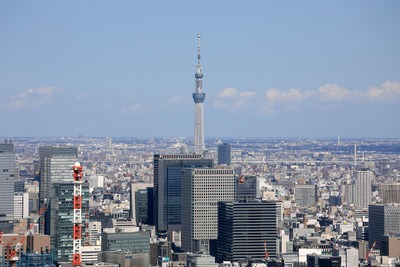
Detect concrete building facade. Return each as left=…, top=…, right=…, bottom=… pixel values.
left=181, top=167, right=235, bottom=254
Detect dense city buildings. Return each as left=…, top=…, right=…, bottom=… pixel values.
left=0, top=143, right=16, bottom=233
left=2, top=136, right=400, bottom=266
left=153, top=154, right=213, bottom=232
left=181, top=167, right=235, bottom=255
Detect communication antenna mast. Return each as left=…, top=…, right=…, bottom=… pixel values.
left=354, top=142, right=357, bottom=167
left=72, top=162, right=83, bottom=267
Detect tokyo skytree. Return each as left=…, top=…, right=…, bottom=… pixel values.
left=193, top=34, right=206, bottom=155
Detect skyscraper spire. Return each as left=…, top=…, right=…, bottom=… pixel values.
left=193, top=33, right=206, bottom=154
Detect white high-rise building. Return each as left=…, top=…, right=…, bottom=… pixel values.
left=355, top=170, right=373, bottom=209
left=105, top=137, right=112, bottom=151
left=181, top=167, right=235, bottom=254
left=193, top=34, right=206, bottom=155
left=14, top=192, right=29, bottom=219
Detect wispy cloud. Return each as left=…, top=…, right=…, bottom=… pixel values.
left=265, top=88, right=313, bottom=102
left=263, top=88, right=313, bottom=112
left=214, top=87, right=257, bottom=112
left=366, top=81, right=400, bottom=101
left=219, top=88, right=239, bottom=98
left=214, top=81, right=399, bottom=115
left=318, top=84, right=350, bottom=101
left=75, top=93, right=88, bottom=101
left=7, top=87, right=63, bottom=110
left=160, top=96, right=190, bottom=112
left=121, top=96, right=154, bottom=113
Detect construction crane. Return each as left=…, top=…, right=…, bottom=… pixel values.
left=72, top=162, right=83, bottom=267
left=366, top=240, right=377, bottom=262
left=264, top=240, right=269, bottom=260
left=6, top=206, right=47, bottom=266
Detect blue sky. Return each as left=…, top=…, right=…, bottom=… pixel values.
left=1, top=1, right=399, bottom=138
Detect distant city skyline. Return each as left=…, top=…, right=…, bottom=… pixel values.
left=1, top=1, right=399, bottom=138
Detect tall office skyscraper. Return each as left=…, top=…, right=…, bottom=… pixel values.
left=217, top=200, right=277, bottom=262
left=193, top=34, right=206, bottom=155
left=0, top=143, right=15, bottom=233
left=181, top=167, right=235, bottom=254
left=39, top=147, right=78, bottom=217
left=153, top=154, right=213, bottom=232
left=218, top=143, right=231, bottom=165
left=369, top=204, right=400, bottom=250
left=355, top=169, right=372, bottom=209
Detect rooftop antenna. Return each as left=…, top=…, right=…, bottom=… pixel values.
left=354, top=142, right=357, bottom=167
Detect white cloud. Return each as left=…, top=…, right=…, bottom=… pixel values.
left=318, top=84, right=350, bottom=101
left=166, top=96, right=186, bottom=104
left=219, top=88, right=238, bottom=98
left=8, top=87, right=63, bottom=110
left=121, top=102, right=154, bottom=113
left=265, top=88, right=312, bottom=102
left=366, top=81, right=400, bottom=100
left=160, top=96, right=190, bottom=112
left=214, top=88, right=257, bottom=111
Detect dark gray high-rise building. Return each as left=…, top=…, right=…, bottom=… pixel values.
left=307, top=254, right=341, bottom=267
left=217, top=200, right=278, bottom=262
left=218, top=143, right=231, bottom=165
left=235, top=175, right=257, bottom=201
left=0, top=143, right=15, bottom=233
left=295, top=184, right=318, bottom=208
left=369, top=204, right=400, bottom=250
left=102, top=231, right=150, bottom=253
left=153, top=154, right=213, bottom=232
left=135, top=189, right=149, bottom=225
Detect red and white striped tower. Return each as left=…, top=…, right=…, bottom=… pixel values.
left=72, top=162, right=83, bottom=267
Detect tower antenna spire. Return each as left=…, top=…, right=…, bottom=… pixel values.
left=197, top=33, right=201, bottom=65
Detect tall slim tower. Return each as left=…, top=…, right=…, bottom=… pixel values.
left=193, top=33, right=206, bottom=155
